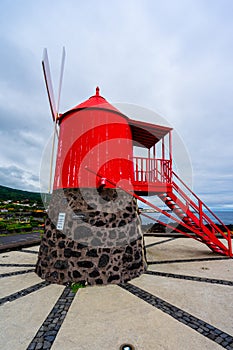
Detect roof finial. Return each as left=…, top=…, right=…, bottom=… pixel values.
left=96, top=86, right=100, bottom=96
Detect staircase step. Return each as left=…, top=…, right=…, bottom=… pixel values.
left=173, top=209, right=185, bottom=216
left=199, top=237, right=228, bottom=255
left=183, top=217, right=192, bottom=222
left=183, top=216, right=194, bottom=225
left=165, top=201, right=175, bottom=208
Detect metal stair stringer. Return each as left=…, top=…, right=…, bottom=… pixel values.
left=158, top=191, right=228, bottom=255
left=157, top=173, right=232, bottom=257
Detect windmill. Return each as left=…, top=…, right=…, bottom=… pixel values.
left=36, top=49, right=147, bottom=286
left=36, top=48, right=231, bottom=288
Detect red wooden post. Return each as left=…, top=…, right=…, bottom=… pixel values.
left=169, top=130, right=172, bottom=182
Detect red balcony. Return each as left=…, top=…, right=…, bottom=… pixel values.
left=132, top=157, right=172, bottom=195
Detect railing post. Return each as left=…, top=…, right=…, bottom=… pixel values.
left=227, top=232, right=232, bottom=257
left=169, top=130, right=172, bottom=175
left=162, top=159, right=164, bottom=182
left=136, top=158, right=138, bottom=182
left=154, top=158, right=156, bottom=181
left=140, top=158, right=143, bottom=181
left=199, top=200, right=203, bottom=228
left=162, top=137, right=165, bottom=160
left=157, top=159, right=160, bottom=182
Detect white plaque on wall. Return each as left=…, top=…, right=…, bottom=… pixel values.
left=57, top=212, right=66, bottom=230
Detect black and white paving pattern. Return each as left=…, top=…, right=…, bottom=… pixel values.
left=0, top=235, right=232, bottom=350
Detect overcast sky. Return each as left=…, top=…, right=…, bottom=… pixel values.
left=0, top=0, right=232, bottom=210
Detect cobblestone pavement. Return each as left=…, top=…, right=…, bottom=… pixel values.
left=27, top=286, right=75, bottom=350
left=0, top=236, right=232, bottom=350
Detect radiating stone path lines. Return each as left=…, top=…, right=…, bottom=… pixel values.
left=0, top=281, right=50, bottom=305
left=26, top=286, right=76, bottom=350
left=119, top=283, right=233, bottom=349
left=0, top=263, right=35, bottom=267
left=147, top=256, right=231, bottom=265
left=145, top=270, right=233, bottom=286
left=0, top=269, right=35, bottom=278
left=1, top=239, right=233, bottom=350
left=20, top=249, right=39, bottom=255
left=145, top=237, right=178, bottom=249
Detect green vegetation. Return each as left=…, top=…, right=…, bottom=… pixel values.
left=0, top=185, right=47, bottom=236
left=70, top=282, right=86, bottom=293
left=0, top=185, right=43, bottom=204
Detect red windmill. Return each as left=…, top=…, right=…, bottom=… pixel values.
left=36, top=49, right=232, bottom=287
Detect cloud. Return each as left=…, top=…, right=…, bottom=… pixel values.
left=0, top=165, right=40, bottom=192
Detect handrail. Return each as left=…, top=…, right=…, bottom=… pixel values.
left=172, top=181, right=227, bottom=238
left=172, top=171, right=232, bottom=255
left=172, top=171, right=231, bottom=232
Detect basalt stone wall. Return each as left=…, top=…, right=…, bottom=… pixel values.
left=35, top=188, right=147, bottom=285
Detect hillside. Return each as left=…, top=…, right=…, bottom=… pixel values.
left=0, top=185, right=43, bottom=204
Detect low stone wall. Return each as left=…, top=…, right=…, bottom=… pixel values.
left=36, top=188, right=147, bottom=285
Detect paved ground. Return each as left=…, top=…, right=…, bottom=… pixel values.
left=0, top=235, right=233, bottom=350
left=0, top=233, right=40, bottom=252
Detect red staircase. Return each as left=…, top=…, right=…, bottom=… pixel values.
left=156, top=171, right=232, bottom=257
left=131, top=156, right=232, bottom=257
left=85, top=165, right=232, bottom=257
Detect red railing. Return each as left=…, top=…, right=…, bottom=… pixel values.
left=132, top=157, right=172, bottom=183
left=172, top=171, right=232, bottom=256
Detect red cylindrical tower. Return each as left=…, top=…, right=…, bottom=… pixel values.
left=36, top=88, right=147, bottom=286
left=53, top=87, right=134, bottom=190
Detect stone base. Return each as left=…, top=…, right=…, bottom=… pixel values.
left=36, top=188, right=147, bottom=286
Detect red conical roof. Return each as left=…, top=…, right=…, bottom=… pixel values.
left=58, top=87, right=127, bottom=124
left=71, top=86, right=120, bottom=112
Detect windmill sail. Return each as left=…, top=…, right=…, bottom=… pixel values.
left=42, top=48, right=57, bottom=121
left=56, top=47, right=66, bottom=117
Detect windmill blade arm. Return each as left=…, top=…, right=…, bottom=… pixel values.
left=42, top=48, right=57, bottom=122
left=56, top=46, right=66, bottom=114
